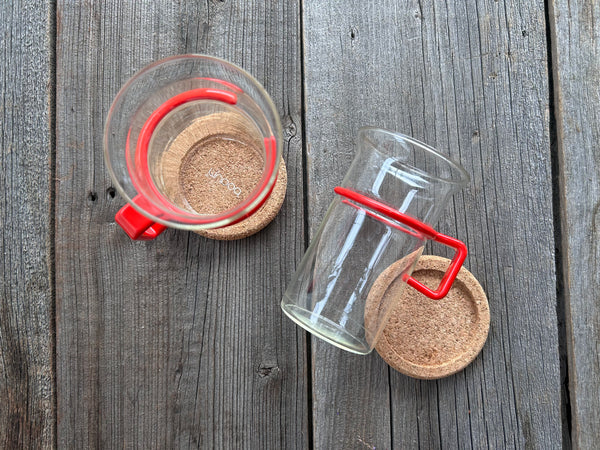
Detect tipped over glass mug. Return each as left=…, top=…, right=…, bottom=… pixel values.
left=104, top=55, right=282, bottom=240
left=281, top=128, right=470, bottom=354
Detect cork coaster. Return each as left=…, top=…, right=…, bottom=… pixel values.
left=367, top=255, right=489, bottom=379
left=194, top=159, right=287, bottom=240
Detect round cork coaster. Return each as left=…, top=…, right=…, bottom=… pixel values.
left=194, top=159, right=287, bottom=240
left=368, top=255, right=489, bottom=379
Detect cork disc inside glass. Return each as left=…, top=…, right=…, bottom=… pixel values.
left=145, top=107, right=286, bottom=239
left=177, top=134, right=265, bottom=215
left=151, top=108, right=275, bottom=218
left=366, top=255, right=490, bottom=379
left=194, top=159, right=287, bottom=240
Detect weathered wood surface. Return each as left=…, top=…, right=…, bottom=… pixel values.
left=550, top=0, right=600, bottom=448
left=0, top=1, right=55, bottom=448
left=55, top=1, right=307, bottom=448
left=4, top=0, right=598, bottom=447
left=303, top=1, right=564, bottom=448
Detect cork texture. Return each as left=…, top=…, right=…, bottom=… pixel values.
left=195, top=159, right=287, bottom=240
left=158, top=111, right=287, bottom=240
left=366, top=255, right=489, bottom=379
left=159, top=111, right=265, bottom=214
left=179, top=136, right=264, bottom=215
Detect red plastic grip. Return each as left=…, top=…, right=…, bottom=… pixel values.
left=115, top=195, right=168, bottom=240
left=334, top=186, right=467, bottom=300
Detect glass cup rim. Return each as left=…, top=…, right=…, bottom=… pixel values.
left=104, top=54, right=283, bottom=230
left=358, top=126, right=471, bottom=188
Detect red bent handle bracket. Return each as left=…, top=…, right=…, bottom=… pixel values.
left=334, top=187, right=467, bottom=300
left=115, top=195, right=168, bottom=240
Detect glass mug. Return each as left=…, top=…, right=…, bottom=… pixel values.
left=281, top=128, right=470, bottom=354
left=104, top=55, right=282, bottom=240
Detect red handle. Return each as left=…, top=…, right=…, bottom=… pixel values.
left=403, top=233, right=467, bottom=300
left=115, top=195, right=168, bottom=240
left=334, top=187, right=467, bottom=300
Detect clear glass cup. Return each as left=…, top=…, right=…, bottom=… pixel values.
left=281, top=128, right=470, bottom=354
left=104, top=55, right=282, bottom=240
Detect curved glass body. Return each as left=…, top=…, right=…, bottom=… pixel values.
left=282, top=128, right=470, bottom=354
left=104, top=55, right=282, bottom=232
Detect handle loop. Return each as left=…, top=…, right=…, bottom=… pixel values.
left=334, top=187, right=467, bottom=300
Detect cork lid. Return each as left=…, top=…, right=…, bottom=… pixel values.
left=368, top=255, right=489, bottom=379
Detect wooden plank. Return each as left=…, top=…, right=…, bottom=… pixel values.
left=55, top=1, right=307, bottom=448
left=0, top=1, right=55, bottom=448
left=550, top=0, right=600, bottom=447
left=303, top=0, right=563, bottom=448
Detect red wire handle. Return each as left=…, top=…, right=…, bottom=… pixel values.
left=334, top=187, right=467, bottom=300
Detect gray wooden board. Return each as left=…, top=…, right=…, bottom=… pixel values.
left=550, top=0, right=600, bottom=447
left=303, top=0, right=563, bottom=448
left=55, top=1, right=307, bottom=448
left=0, top=1, right=55, bottom=448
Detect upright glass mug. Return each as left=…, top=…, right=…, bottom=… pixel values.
left=104, top=55, right=282, bottom=240
left=281, top=128, right=470, bottom=354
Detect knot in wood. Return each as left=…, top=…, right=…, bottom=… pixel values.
left=257, top=363, right=279, bottom=378
left=283, top=115, right=297, bottom=141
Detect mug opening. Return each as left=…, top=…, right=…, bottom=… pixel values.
left=358, top=127, right=470, bottom=188
left=104, top=54, right=283, bottom=230
left=139, top=97, right=277, bottom=224
left=126, top=90, right=279, bottom=227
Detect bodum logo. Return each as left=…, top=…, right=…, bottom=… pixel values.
left=206, top=167, right=242, bottom=197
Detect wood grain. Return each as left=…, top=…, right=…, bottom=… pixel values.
left=55, top=1, right=307, bottom=448
left=0, top=1, right=55, bottom=448
left=303, top=0, right=563, bottom=448
left=550, top=0, right=600, bottom=447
